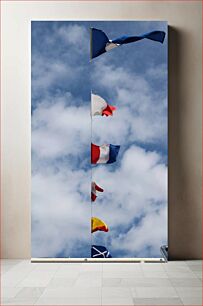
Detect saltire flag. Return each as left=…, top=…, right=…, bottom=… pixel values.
left=91, top=217, right=109, bottom=233
left=90, top=28, right=166, bottom=59
left=91, top=181, right=104, bottom=202
left=91, top=143, right=120, bottom=164
left=91, top=93, right=116, bottom=117
left=91, top=245, right=112, bottom=258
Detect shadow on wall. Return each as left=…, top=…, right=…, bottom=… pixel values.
left=168, top=26, right=202, bottom=260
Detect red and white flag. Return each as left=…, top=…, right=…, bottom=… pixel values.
left=91, top=93, right=116, bottom=117
left=91, top=181, right=104, bottom=202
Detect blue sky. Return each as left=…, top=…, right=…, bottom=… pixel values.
left=31, top=21, right=167, bottom=258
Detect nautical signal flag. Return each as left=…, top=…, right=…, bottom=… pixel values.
left=91, top=182, right=104, bottom=202
left=91, top=143, right=120, bottom=164
left=90, top=28, right=166, bottom=59
left=91, top=93, right=116, bottom=117
left=91, top=245, right=112, bottom=258
left=91, top=217, right=109, bottom=233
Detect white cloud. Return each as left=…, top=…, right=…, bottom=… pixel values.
left=32, top=142, right=167, bottom=257
left=32, top=98, right=90, bottom=159
left=31, top=81, right=167, bottom=258
left=32, top=168, right=91, bottom=257
left=58, top=24, right=89, bottom=53
left=92, top=145, right=167, bottom=257
left=91, top=60, right=167, bottom=145
left=32, top=23, right=89, bottom=99
left=146, top=64, right=167, bottom=80
left=111, top=205, right=167, bottom=257
left=32, top=54, right=84, bottom=100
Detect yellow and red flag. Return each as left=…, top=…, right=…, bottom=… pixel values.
left=91, top=217, right=109, bottom=233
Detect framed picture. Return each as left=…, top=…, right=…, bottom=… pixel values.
left=31, top=21, right=168, bottom=259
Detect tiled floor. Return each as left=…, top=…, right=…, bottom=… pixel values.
left=1, top=260, right=202, bottom=305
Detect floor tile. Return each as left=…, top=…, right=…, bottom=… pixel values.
left=74, top=277, right=102, bottom=287
left=17, top=272, right=56, bottom=287
left=1, top=299, right=10, bottom=305
left=79, top=271, right=102, bottom=278
left=15, top=287, right=45, bottom=298
left=54, top=267, right=80, bottom=278
left=102, top=278, right=122, bottom=287
left=2, top=263, right=37, bottom=287
left=102, top=287, right=132, bottom=298
left=2, top=296, right=39, bottom=305
left=33, top=263, right=60, bottom=272
left=102, top=297, right=134, bottom=305
left=166, top=261, right=188, bottom=266
left=41, top=286, right=101, bottom=298
left=35, top=297, right=102, bottom=305
left=1, top=259, right=202, bottom=306
left=47, top=277, right=76, bottom=288
left=186, top=260, right=202, bottom=266
left=103, top=263, right=142, bottom=273
left=54, top=263, right=82, bottom=268
left=56, top=264, right=82, bottom=272
left=188, top=264, right=202, bottom=272
left=164, top=265, right=192, bottom=272
left=133, top=297, right=183, bottom=305
left=141, top=263, right=166, bottom=271
left=193, top=271, right=202, bottom=279
left=103, top=270, right=143, bottom=278
left=180, top=296, right=202, bottom=305
left=135, top=286, right=179, bottom=298
left=175, top=287, right=202, bottom=298
left=169, top=277, right=202, bottom=287
left=123, top=277, right=172, bottom=287
left=81, top=263, right=103, bottom=272
left=166, top=271, right=197, bottom=278
left=2, top=287, right=23, bottom=299
left=142, top=271, right=169, bottom=278
left=1, top=265, right=16, bottom=274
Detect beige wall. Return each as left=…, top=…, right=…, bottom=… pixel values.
left=1, top=1, right=202, bottom=259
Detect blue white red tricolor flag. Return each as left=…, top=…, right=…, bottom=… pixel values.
left=90, top=28, right=166, bottom=59
left=91, top=143, right=120, bottom=164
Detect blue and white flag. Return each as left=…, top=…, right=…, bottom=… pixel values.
left=91, top=245, right=112, bottom=258
left=90, top=28, right=166, bottom=59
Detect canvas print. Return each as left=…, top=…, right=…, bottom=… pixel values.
left=32, top=21, right=168, bottom=258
